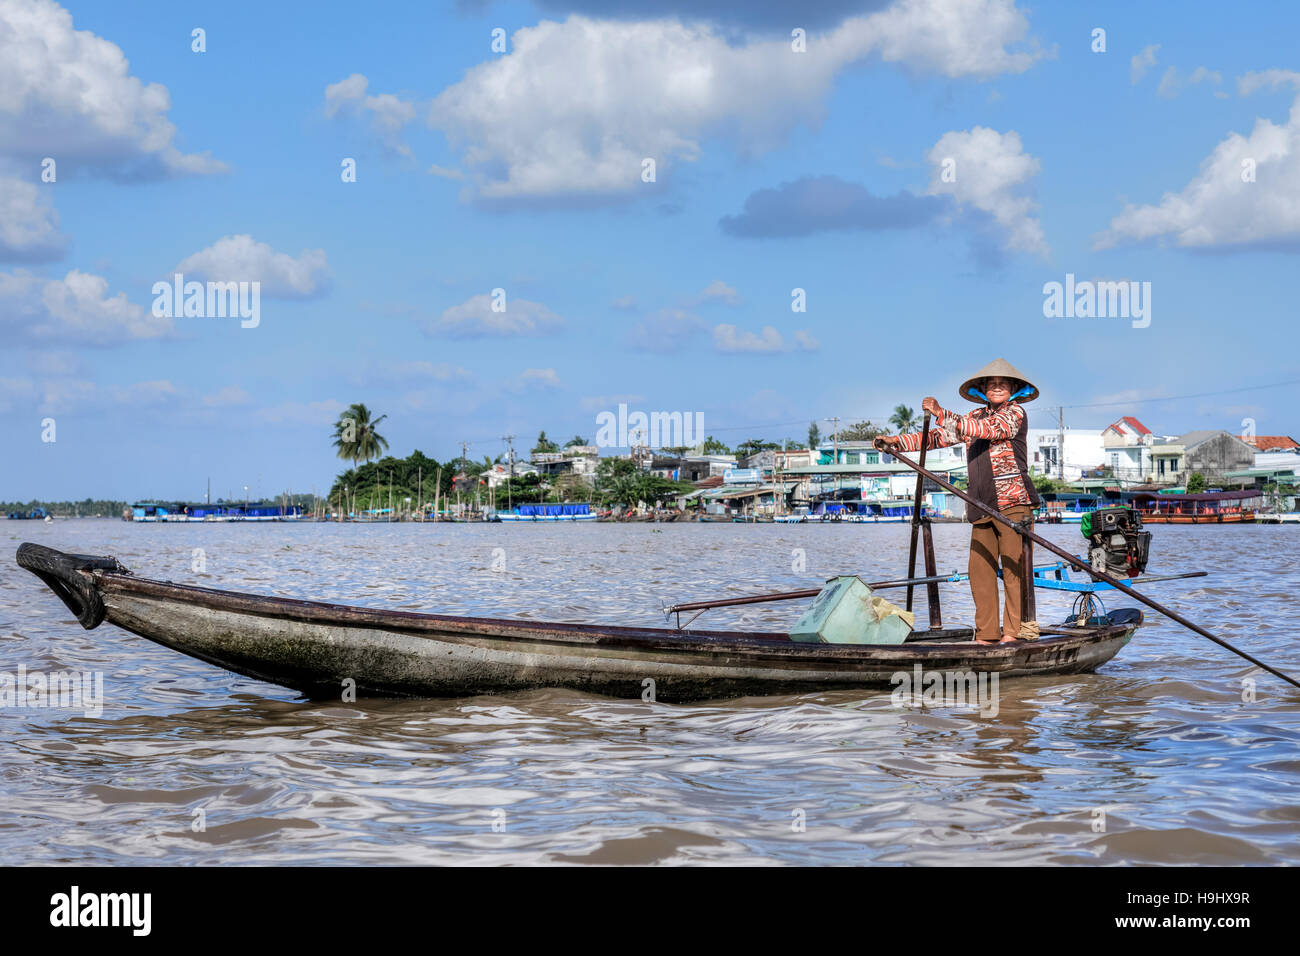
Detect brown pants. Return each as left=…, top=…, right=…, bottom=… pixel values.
left=969, top=504, right=1033, bottom=642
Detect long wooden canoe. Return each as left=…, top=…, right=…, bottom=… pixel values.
left=17, top=543, right=1141, bottom=702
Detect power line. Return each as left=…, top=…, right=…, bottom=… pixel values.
left=1061, top=377, right=1300, bottom=410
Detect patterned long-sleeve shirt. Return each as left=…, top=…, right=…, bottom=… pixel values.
left=895, top=402, right=1033, bottom=509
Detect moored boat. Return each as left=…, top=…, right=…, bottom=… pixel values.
left=17, top=543, right=1141, bottom=703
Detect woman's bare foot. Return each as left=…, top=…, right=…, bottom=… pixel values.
left=999, top=635, right=1020, bottom=644
left=974, top=637, right=1001, bottom=645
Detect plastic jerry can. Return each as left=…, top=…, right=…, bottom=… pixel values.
left=789, top=575, right=915, bottom=644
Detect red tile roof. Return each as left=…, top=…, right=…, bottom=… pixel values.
left=1116, top=416, right=1151, bottom=435
left=1249, top=435, right=1299, bottom=451
left=694, top=475, right=725, bottom=489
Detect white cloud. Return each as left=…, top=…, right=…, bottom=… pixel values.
left=424, top=293, right=563, bottom=337
left=1095, top=93, right=1300, bottom=250
left=0, top=375, right=178, bottom=413
left=104, top=380, right=180, bottom=406
left=425, top=2, right=1044, bottom=200
left=0, top=268, right=173, bottom=345
left=175, top=235, right=331, bottom=298
left=1157, top=66, right=1222, bottom=99
left=0, top=176, right=68, bottom=261
left=1131, top=44, right=1159, bottom=84
left=427, top=164, right=465, bottom=180
left=694, top=279, right=741, bottom=306
left=1237, top=70, right=1300, bottom=96
left=325, top=73, right=418, bottom=156
left=926, top=126, right=1047, bottom=256
left=713, top=323, right=819, bottom=353
left=0, top=0, right=225, bottom=178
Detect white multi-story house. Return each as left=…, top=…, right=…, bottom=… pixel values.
left=1101, top=416, right=1160, bottom=484
left=1026, top=427, right=1105, bottom=481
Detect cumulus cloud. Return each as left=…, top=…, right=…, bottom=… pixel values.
left=1237, top=70, right=1300, bottom=96
left=175, top=235, right=331, bottom=298
left=528, top=0, right=885, bottom=31
left=713, top=324, right=819, bottom=353
left=0, top=0, right=225, bottom=179
left=427, top=164, right=465, bottom=180
left=926, top=126, right=1047, bottom=256
left=423, top=293, right=563, bottom=337
left=1131, top=44, right=1159, bottom=84
left=0, top=176, right=68, bottom=261
left=325, top=73, right=418, bottom=155
left=694, top=280, right=742, bottom=305
left=424, top=2, right=1045, bottom=200
left=1095, top=93, right=1300, bottom=250
left=720, top=175, right=943, bottom=237
left=0, top=268, right=173, bottom=345
left=1157, top=65, right=1222, bottom=99
left=0, top=375, right=180, bottom=413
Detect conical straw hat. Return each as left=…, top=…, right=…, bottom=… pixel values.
left=958, top=358, right=1038, bottom=404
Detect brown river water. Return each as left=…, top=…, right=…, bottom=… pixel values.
left=2, top=519, right=1298, bottom=865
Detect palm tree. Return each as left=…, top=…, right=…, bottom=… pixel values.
left=333, top=403, right=390, bottom=471
left=890, top=404, right=919, bottom=434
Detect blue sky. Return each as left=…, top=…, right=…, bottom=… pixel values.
left=3, top=0, right=1300, bottom=501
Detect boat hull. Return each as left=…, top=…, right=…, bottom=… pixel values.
left=17, top=543, right=1141, bottom=703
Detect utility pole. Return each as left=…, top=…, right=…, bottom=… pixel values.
left=1058, top=406, right=1065, bottom=482
left=502, top=434, right=515, bottom=511
left=459, top=441, right=468, bottom=518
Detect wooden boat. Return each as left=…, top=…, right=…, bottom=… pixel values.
left=16, top=543, right=1142, bottom=703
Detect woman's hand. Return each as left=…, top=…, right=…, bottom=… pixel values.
left=874, top=435, right=902, bottom=453
left=921, top=396, right=941, bottom=418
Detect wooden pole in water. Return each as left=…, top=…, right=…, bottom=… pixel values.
left=905, top=413, right=931, bottom=613
left=884, top=443, right=1300, bottom=691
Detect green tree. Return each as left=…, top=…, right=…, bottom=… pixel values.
left=700, top=436, right=730, bottom=455
left=532, top=430, right=560, bottom=454
left=890, top=404, right=919, bottom=434
left=836, top=420, right=885, bottom=441
left=808, top=422, right=821, bottom=449
left=564, top=435, right=588, bottom=447
left=1187, top=471, right=1207, bottom=493
left=332, top=403, right=389, bottom=470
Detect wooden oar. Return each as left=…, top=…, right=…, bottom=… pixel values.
left=665, top=571, right=964, bottom=616
left=905, top=413, right=931, bottom=613
left=883, top=444, right=1300, bottom=691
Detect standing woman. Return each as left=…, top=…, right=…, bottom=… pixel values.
left=876, top=359, right=1041, bottom=645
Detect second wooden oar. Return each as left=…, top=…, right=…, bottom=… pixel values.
left=665, top=571, right=964, bottom=616
left=884, top=444, right=1300, bottom=692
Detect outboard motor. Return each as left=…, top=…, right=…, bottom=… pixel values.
left=1082, top=505, right=1151, bottom=577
